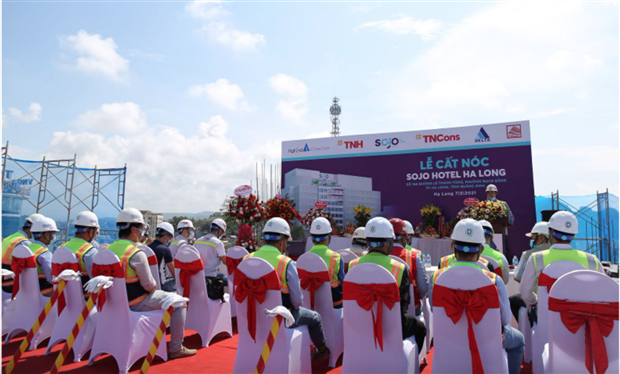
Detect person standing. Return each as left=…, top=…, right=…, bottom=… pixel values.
left=148, top=222, right=176, bottom=291
left=307, top=217, right=344, bottom=309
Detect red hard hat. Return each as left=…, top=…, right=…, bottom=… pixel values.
left=389, top=218, right=407, bottom=236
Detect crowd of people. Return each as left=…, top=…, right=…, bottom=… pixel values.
left=1, top=186, right=608, bottom=373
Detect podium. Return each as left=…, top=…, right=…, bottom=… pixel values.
left=490, top=217, right=511, bottom=256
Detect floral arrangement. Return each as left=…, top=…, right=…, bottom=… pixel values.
left=352, top=205, right=373, bottom=228
left=470, top=200, right=508, bottom=221
left=456, top=206, right=474, bottom=220
left=301, top=208, right=342, bottom=235
left=421, top=226, right=438, bottom=237
left=237, top=224, right=258, bottom=252
left=224, top=194, right=265, bottom=225
left=420, top=203, right=442, bottom=230
left=265, top=194, right=302, bottom=224
left=344, top=222, right=356, bottom=236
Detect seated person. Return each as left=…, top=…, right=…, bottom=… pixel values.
left=57, top=210, right=100, bottom=288
left=307, top=217, right=344, bottom=309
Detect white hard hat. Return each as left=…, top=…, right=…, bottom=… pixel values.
left=74, top=211, right=100, bottom=228
left=365, top=217, right=395, bottom=239
left=263, top=217, right=291, bottom=237
left=310, top=217, right=332, bottom=235
left=526, top=222, right=549, bottom=237
left=116, top=208, right=145, bottom=224
left=156, top=222, right=175, bottom=236
left=25, top=213, right=45, bottom=224
left=352, top=227, right=366, bottom=239
left=177, top=219, right=195, bottom=230
left=548, top=211, right=578, bottom=235
left=478, top=219, right=494, bottom=235
left=31, top=217, right=59, bottom=233
left=486, top=184, right=498, bottom=192
left=403, top=220, right=415, bottom=235
left=451, top=218, right=485, bottom=246
left=211, top=218, right=227, bottom=232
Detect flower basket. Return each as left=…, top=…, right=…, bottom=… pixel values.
left=352, top=205, right=373, bottom=228
left=265, top=195, right=302, bottom=224
left=224, top=194, right=265, bottom=225
left=420, top=203, right=442, bottom=233
left=301, top=208, right=341, bottom=235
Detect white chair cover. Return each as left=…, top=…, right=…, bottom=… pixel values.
left=532, top=260, right=585, bottom=374
left=518, top=306, right=532, bottom=364
left=432, top=266, right=508, bottom=374
left=2, top=271, right=16, bottom=336
left=88, top=249, right=167, bottom=374
left=3, top=245, right=56, bottom=346
left=139, top=244, right=161, bottom=290
left=342, top=263, right=419, bottom=374
left=337, top=249, right=358, bottom=267
left=233, top=257, right=312, bottom=374
left=226, top=246, right=249, bottom=318
left=45, top=247, right=98, bottom=361
left=545, top=269, right=619, bottom=374
left=422, top=296, right=433, bottom=355
left=297, top=252, right=344, bottom=367
left=175, top=246, right=232, bottom=347
left=480, top=255, right=501, bottom=275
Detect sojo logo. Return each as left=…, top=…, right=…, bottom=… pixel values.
left=419, top=134, right=460, bottom=143
left=375, top=138, right=401, bottom=149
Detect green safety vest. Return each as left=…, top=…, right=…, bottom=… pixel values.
left=533, top=247, right=599, bottom=273
left=107, top=239, right=148, bottom=306
left=348, top=252, right=405, bottom=286
left=432, top=260, right=497, bottom=286
left=246, top=245, right=294, bottom=310
left=440, top=254, right=490, bottom=269
left=405, top=244, right=423, bottom=257
left=308, top=245, right=341, bottom=288
left=60, top=238, right=95, bottom=286
left=28, top=242, right=54, bottom=296
left=481, top=245, right=506, bottom=277
left=2, top=231, right=28, bottom=266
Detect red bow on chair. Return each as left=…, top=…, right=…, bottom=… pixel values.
left=298, top=269, right=330, bottom=310
left=343, top=281, right=400, bottom=351
left=92, top=262, right=124, bottom=311
left=493, top=266, right=503, bottom=279
left=538, top=273, right=557, bottom=294
left=226, top=257, right=243, bottom=276
left=548, top=297, right=619, bottom=374
left=11, top=256, right=37, bottom=299
left=174, top=258, right=204, bottom=299
left=234, top=269, right=281, bottom=341
left=433, top=284, right=500, bottom=374
left=147, top=255, right=158, bottom=266
left=52, top=262, right=79, bottom=314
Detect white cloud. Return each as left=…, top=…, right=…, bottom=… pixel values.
left=126, top=48, right=165, bottom=62
left=185, top=0, right=230, bottom=19
left=350, top=3, right=381, bottom=13
left=356, top=16, right=443, bottom=40
left=583, top=55, right=603, bottom=72
left=6, top=103, right=42, bottom=123
left=59, top=30, right=129, bottom=82
left=72, top=102, right=147, bottom=134
left=203, top=22, right=266, bottom=53
left=45, top=115, right=279, bottom=212
left=189, top=78, right=254, bottom=111
left=268, top=74, right=309, bottom=124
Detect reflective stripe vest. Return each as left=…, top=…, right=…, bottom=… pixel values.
left=107, top=240, right=148, bottom=306
left=60, top=238, right=95, bottom=286
left=481, top=245, right=506, bottom=279
left=532, top=247, right=600, bottom=274
left=28, top=242, right=54, bottom=296
left=1, top=232, right=28, bottom=291
left=432, top=260, right=497, bottom=286
left=246, top=245, right=293, bottom=310
left=308, top=245, right=341, bottom=288
left=348, top=252, right=405, bottom=286
left=404, top=249, right=422, bottom=308
left=439, top=254, right=490, bottom=269
left=405, top=244, right=423, bottom=257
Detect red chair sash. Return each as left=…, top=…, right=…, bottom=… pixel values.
left=147, top=255, right=158, bottom=266
left=11, top=256, right=37, bottom=299
left=91, top=262, right=125, bottom=311
left=226, top=257, right=243, bottom=276
left=493, top=266, right=503, bottom=279
left=298, top=269, right=330, bottom=310
left=538, top=272, right=557, bottom=294
left=433, top=284, right=500, bottom=374
left=343, top=281, right=400, bottom=351
left=52, top=262, right=80, bottom=314
left=548, top=297, right=619, bottom=374
left=174, top=258, right=204, bottom=299
left=234, top=268, right=281, bottom=342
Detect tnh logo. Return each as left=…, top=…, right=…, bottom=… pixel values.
left=475, top=127, right=491, bottom=143
left=343, top=140, right=363, bottom=149
left=506, top=124, right=522, bottom=139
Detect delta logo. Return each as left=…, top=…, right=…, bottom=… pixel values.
left=338, top=140, right=364, bottom=149
left=418, top=133, right=460, bottom=143
left=506, top=124, right=522, bottom=139
left=287, top=143, right=330, bottom=154
left=475, top=127, right=491, bottom=143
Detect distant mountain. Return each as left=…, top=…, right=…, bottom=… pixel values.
left=161, top=211, right=216, bottom=220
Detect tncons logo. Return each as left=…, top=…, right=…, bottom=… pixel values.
left=475, top=127, right=491, bottom=143
left=416, top=133, right=461, bottom=143
left=374, top=138, right=403, bottom=149
left=338, top=140, right=364, bottom=149
left=287, top=143, right=330, bottom=154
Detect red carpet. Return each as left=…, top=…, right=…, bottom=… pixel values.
left=2, top=320, right=531, bottom=373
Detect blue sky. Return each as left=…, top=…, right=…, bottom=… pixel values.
left=3, top=0, right=618, bottom=212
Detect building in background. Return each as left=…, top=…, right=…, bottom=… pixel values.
left=140, top=210, right=164, bottom=237
left=282, top=168, right=381, bottom=228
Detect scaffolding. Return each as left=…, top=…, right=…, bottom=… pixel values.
left=551, top=189, right=618, bottom=263
left=2, top=141, right=126, bottom=247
